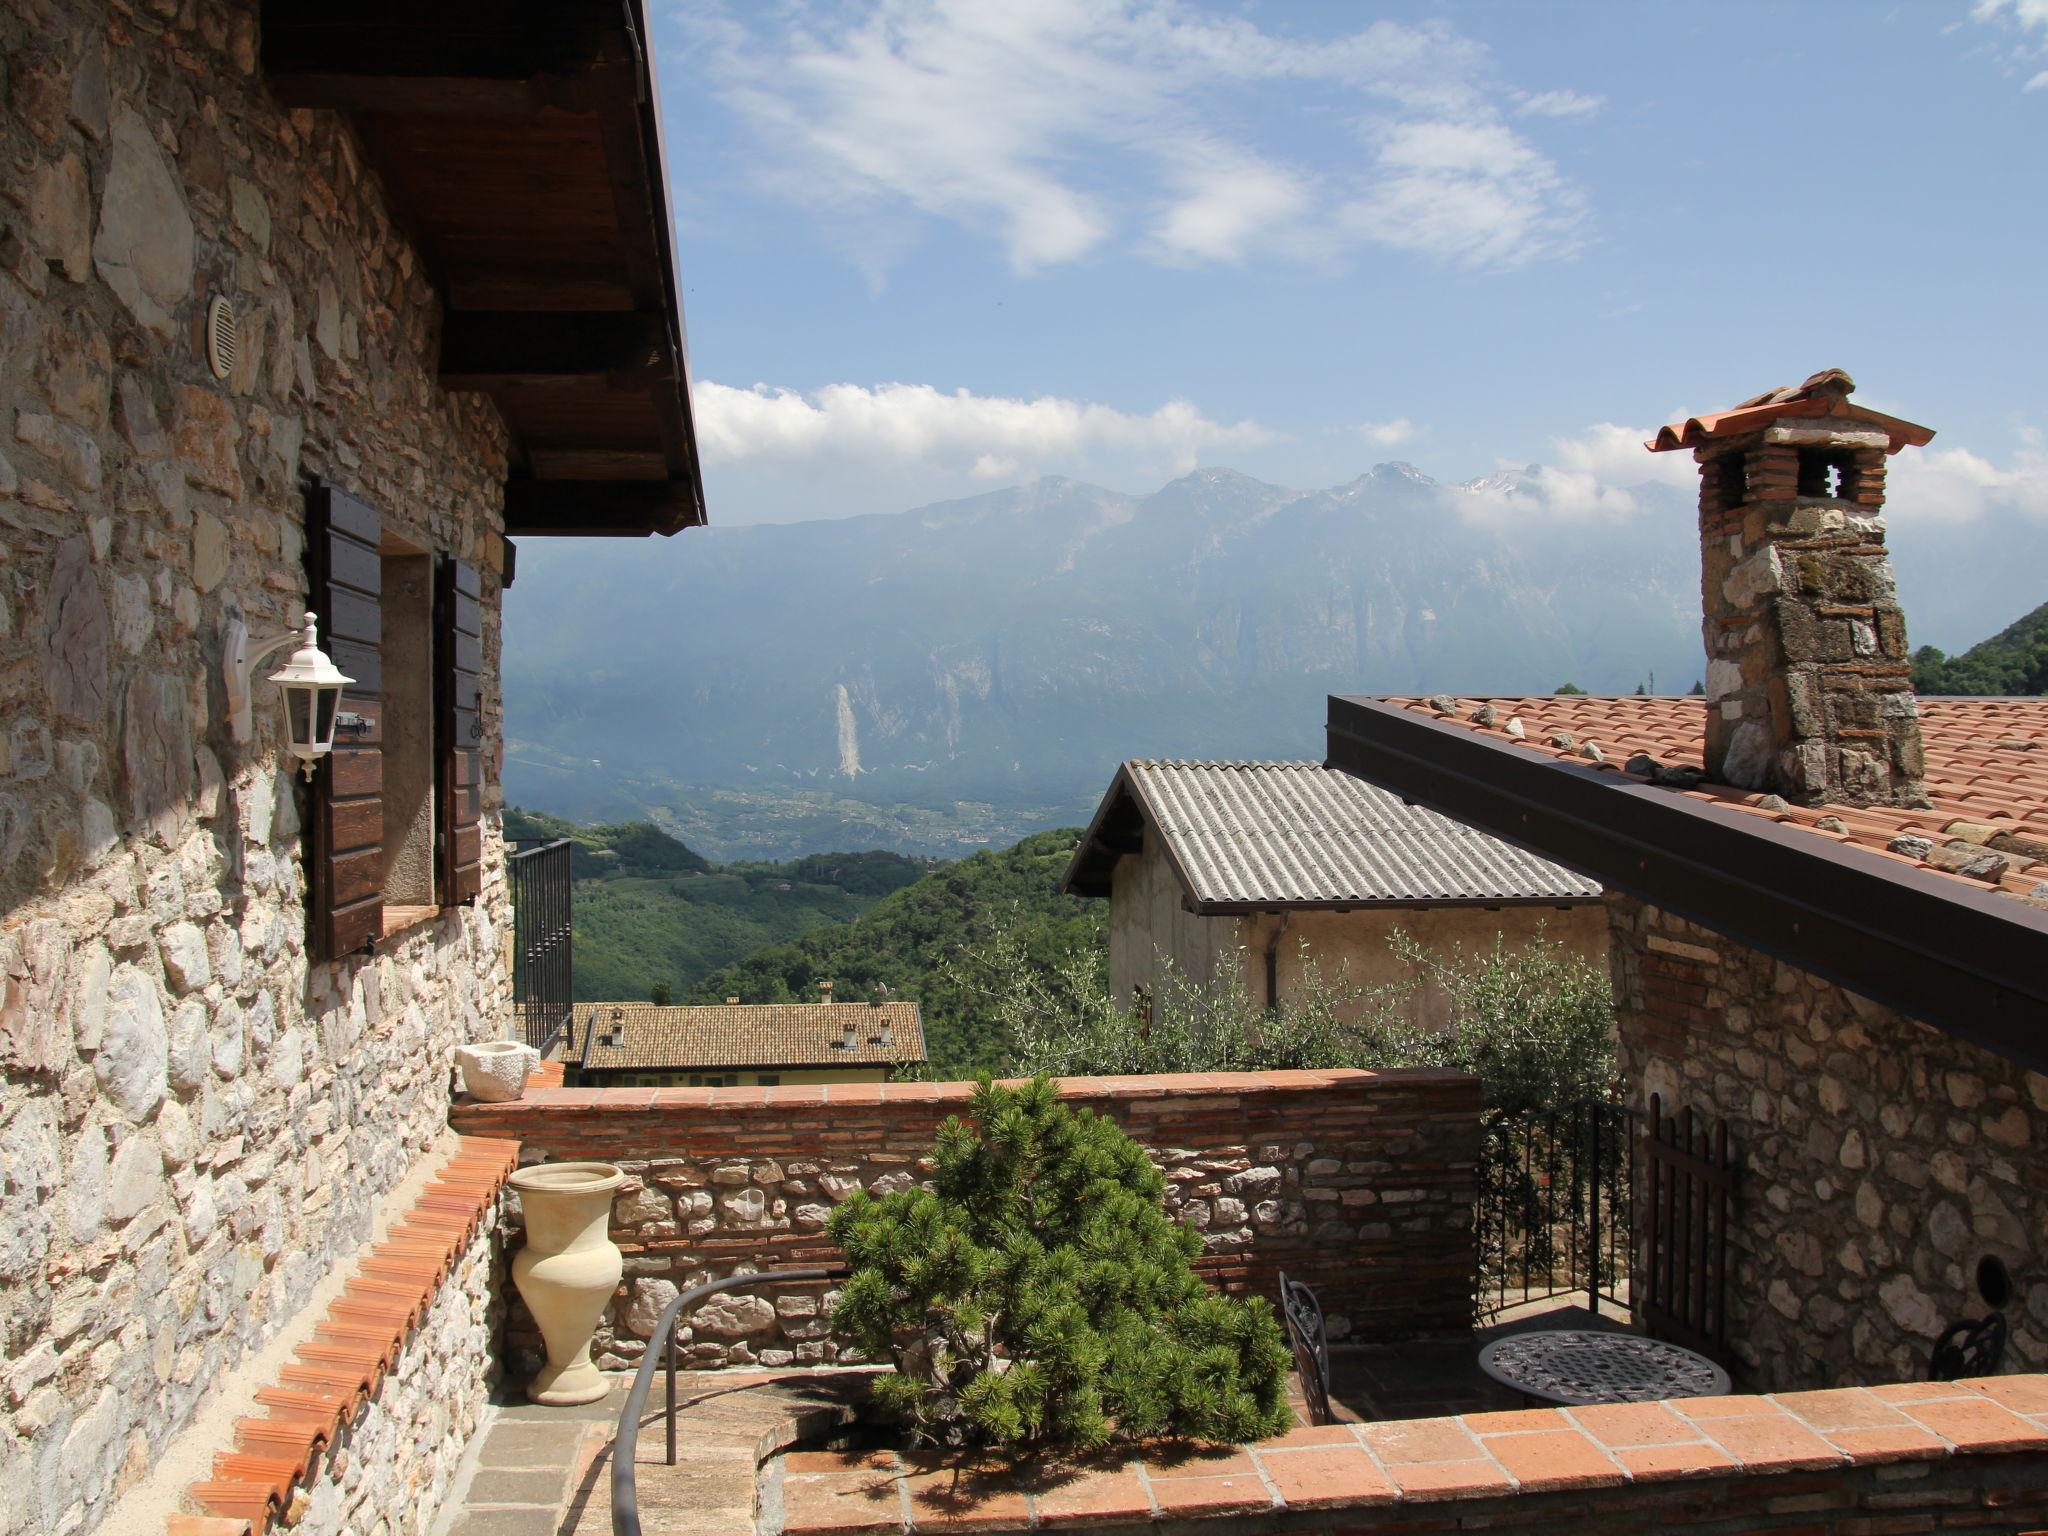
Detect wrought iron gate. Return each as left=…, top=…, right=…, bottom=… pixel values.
left=508, top=837, right=573, bottom=1054
left=1636, top=1094, right=1738, bottom=1357
left=1476, top=1098, right=1633, bottom=1320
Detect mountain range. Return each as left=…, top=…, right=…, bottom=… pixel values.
left=502, top=462, right=2032, bottom=857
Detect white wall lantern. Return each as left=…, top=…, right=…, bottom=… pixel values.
left=223, top=610, right=354, bottom=779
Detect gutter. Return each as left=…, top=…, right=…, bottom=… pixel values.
left=1325, top=694, right=2048, bottom=1075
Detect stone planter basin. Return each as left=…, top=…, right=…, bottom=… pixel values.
left=456, top=1040, right=538, bottom=1102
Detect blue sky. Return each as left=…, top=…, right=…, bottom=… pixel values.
left=645, top=0, right=2048, bottom=556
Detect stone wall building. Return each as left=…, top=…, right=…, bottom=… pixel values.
left=1327, top=372, right=2048, bottom=1392
left=0, top=3, right=706, bottom=1533
left=1064, top=759, right=1607, bottom=1031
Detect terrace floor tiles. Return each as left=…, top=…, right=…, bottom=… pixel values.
left=1257, top=1445, right=1396, bottom=1509
left=1474, top=1428, right=1625, bottom=1492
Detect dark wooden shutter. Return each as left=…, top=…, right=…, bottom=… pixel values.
left=307, top=483, right=384, bottom=959
left=436, top=556, right=483, bottom=905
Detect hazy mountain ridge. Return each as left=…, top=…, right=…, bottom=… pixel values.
left=504, top=464, right=1707, bottom=831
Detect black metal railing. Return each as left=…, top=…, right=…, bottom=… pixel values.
left=1475, top=1098, right=1634, bottom=1321
left=612, top=1267, right=851, bottom=1536
left=508, top=838, right=573, bottom=1055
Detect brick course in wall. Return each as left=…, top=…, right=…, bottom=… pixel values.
left=1608, top=892, right=2048, bottom=1390
left=451, top=1069, right=1482, bottom=1372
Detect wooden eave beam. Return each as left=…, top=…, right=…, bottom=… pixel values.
left=439, top=312, right=669, bottom=391
left=261, top=1, right=616, bottom=115
left=503, top=480, right=701, bottom=538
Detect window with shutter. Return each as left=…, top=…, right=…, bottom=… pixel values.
left=437, top=557, right=483, bottom=906
left=306, top=483, right=384, bottom=960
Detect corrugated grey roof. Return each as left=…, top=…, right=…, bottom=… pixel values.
left=1126, top=760, right=1602, bottom=908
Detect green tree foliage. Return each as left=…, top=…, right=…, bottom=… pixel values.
left=989, top=930, right=1614, bottom=1117
left=504, top=807, right=929, bottom=1002
left=1912, top=600, right=2048, bottom=696
left=1688, top=679, right=1706, bottom=695
left=828, top=1078, right=1293, bottom=1451
left=685, top=830, right=1102, bottom=1075
left=649, top=982, right=673, bottom=1006
left=1554, top=682, right=1586, bottom=696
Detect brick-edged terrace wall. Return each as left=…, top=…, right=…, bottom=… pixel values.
left=451, top=1069, right=1481, bottom=1372
left=1608, top=892, right=2047, bottom=1390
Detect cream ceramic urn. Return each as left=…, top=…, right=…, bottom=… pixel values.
left=508, top=1162, right=627, bottom=1405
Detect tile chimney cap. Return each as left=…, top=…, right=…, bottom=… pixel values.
left=1647, top=369, right=1933, bottom=455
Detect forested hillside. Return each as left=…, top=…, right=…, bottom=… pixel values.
left=505, top=809, right=933, bottom=1002
left=683, top=828, right=1105, bottom=1077
left=1913, top=600, right=2048, bottom=696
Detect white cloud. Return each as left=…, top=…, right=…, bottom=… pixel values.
left=1358, top=418, right=1419, bottom=447
left=1452, top=416, right=2048, bottom=531
left=1975, top=0, right=2048, bottom=28
left=1969, top=0, right=2048, bottom=86
left=676, top=1, right=1590, bottom=276
left=1516, top=89, right=1604, bottom=118
left=694, top=379, right=1275, bottom=478
left=1886, top=435, right=2048, bottom=524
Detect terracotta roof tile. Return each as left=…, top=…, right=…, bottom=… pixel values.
left=1646, top=368, right=1936, bottom=454
left=575, top=1001, right=927, bottom=1072
left=1380, top=695, right=2048, bottom=906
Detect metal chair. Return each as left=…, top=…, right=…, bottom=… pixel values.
left=1930, top=1255, right=2011, bottom=1382
left=1277, top=1270, right=1333, bottom=1426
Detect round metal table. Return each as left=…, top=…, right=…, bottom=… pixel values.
left=1477, top=1330, right=1731, bottom=1406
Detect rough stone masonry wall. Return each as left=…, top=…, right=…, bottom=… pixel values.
left=453, top=1070, right=1482, bottom=1373
left=292, top=1194, right=505, bottom=1536
left=0, top=3, right=514, bottom=1533
left=1608, top=892, right=2046, bottom=1390
left=1695, top=430, right=1924, bottom=807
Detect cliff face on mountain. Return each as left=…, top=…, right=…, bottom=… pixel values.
left=504, top=465, right=1704, bottom=825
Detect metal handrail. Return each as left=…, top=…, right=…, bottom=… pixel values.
left=611, top=1266, right=851, bottom=1536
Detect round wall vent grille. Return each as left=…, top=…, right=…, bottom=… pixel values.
left=206, top=295, right=237, bottom=381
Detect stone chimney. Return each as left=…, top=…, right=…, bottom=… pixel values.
left=1649, top=369, right=1936, bottom=807
left=817, top=979, right=834, bottom=1004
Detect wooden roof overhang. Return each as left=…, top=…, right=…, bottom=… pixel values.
left=1325, top=695, right=2048, bottom=1075
left=262, top=0, right=707, bottom=536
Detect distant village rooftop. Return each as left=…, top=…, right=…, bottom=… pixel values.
left=1064, top=759, right=1602, bottom=911
left=575, top=998, right=926, bottom=1074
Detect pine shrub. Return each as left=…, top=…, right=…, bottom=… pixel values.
left=826, top=1077, right=1294, bottom=1451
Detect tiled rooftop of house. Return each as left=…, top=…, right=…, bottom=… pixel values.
left=1082, top=760, right=1602, bottom=907
left=1379, top=694, right=2048, bottom=905
left=575, top=1001, right=927, bottom=1072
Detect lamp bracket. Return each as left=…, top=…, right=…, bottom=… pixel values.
left=223, top=614, right=317, bottom=744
